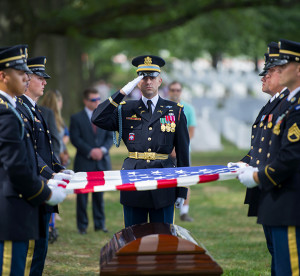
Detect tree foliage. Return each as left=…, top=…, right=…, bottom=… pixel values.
left=0, top=0, right=300, bottom=115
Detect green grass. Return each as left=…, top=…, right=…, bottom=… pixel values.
left=43, top=140, right=271, bottom=276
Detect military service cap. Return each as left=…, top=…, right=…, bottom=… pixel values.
left=279, top=39, right=300, bottom=63
left=132, top=55, right=165, bottom=77
left=259, top=53, right=269, bottom=76
left=27, top=56, right=51, bottom=79
left=0, top=45, right=31, bottom=73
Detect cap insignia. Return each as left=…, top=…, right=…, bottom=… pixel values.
left=144, top=56, right=152, bottom=65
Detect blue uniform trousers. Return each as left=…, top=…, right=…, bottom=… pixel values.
left=263, top=225, right=276, bottom=275
left=270, top=226, right=300, bottom=276
left=29, top=212, right=51, bottom=276
left=0, top=240, right=35, bottom=276
left=123, top=205, right=175, bottom=228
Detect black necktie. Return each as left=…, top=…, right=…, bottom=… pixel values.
left=147, top=100, right=152, bottom=117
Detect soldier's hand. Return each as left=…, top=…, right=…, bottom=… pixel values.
left=61, top=169, right=75, bottom=176
left=227, top=162, right=248, bottom=169
left=238, top=167, right=259, bottom=188
left=46, top=186, right=66, bottom=206
left=53, top=172, right=72, bottom=182
left=121, top=75, right=143, bottom=95
left=48, top=179, right=68, bottom=189
left=175, top=197, right=185, bottom=209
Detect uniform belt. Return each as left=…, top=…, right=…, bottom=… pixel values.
left=128, top=152, right=168, bottom=160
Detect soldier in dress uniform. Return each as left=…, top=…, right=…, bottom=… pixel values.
left=238, top=39, right=300, bottom=275
left=230, top=42, right=289, bottom=275
left=92, top=55, right=189, bottom=227
left=0, top=45, right=66, bottom=275
left=16, top=56, right=73, bottom=276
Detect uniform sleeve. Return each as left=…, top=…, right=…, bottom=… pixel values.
left=174, top=108, right=190, bottom=199
left=37, top=153, right=55, bottom=179
left=174, top=109, right=190, bottom=167
left=258, top=107, right=300, bottom=190
left=0, top=110, right=51, bottom=206
left=240, top=150, right=251, bottom=164
left=92, top=91, right=124, bottom=131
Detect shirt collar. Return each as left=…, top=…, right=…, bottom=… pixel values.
left=270, top=93, right=279, bottom=103
left=287, top=86, right=300, bottom=101
left=0, top=90, right=16, bottom=108
left=141, top=94, right=159, bottom=109
left=84, top=106, right=93, bottom=121
left=24, top=94, right=36, bottom=107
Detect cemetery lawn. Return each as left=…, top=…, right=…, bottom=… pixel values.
left=43, top=140, right=271, bottom=276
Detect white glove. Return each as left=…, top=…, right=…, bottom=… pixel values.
left=47, top=179, right=68, bottom=189
left=46, top=186, right=66, bottom=206
left=53, top=173, right=72, bottom=182
left=121, top=75, right=143, bottom=95
left=62, top=169, right=75, bottom=176
left=175, top=197, right=185, bottom=209
left=227, top=162, right=248, bottom=169
left=238, top=167, right=259, bottom=188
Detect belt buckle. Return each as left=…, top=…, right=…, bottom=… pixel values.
left=144, top=152, right=155, bottom=160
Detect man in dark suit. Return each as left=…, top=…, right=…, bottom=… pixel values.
left=0, top=45, right=66, bottom=275
left=70, top=88, right=113, bottom=234
left=92, top=55, right=189, bottom=227
left=238, top=39, right=300, bottom=275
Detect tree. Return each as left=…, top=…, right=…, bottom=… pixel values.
left=0, top=0, right=299, bottom=115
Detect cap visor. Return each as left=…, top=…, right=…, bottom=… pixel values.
left=258, top=70, right=267, bottom=76
left=271, top=59, right=289, bottom=66
left=14, top=64, right=32, bottom=74
left=137, top=71, right=160, bottom=77
left=35, top=71, right=51, bottom=79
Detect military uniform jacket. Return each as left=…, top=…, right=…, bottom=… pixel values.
left=70, top=109, right=113, bottom=172
left=257, top=89, right=300, bottom=226
left=92, top=91, right=189, bottom=209
left=242, top=90, right=289, bottom=216
left=0, top=95, right=51, bottom=241
left=17, top=95, right=64, bottom=179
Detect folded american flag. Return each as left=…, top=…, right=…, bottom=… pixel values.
left=65, top=165, right=238, bottom=194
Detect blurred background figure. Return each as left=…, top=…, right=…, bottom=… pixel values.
left=70, top=88, right=113, bottom=235
left=168, top=81, right=197, bottom=222
left=40, top=89, right=70, bottom=166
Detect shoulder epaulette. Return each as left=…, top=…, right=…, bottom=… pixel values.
left=0, top=99, right=8, bottom=109
left=18, top=97, right=23, bottom=104
left=177, top=103, right=184, bottom=108
left=120, top=101, right=126, bottom=105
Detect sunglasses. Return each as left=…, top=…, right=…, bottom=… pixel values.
left=88, top=97, right=101, bottom=102
left=137, top=71, right=160, bottom=77
left=170, top=89, right=182, bottom=92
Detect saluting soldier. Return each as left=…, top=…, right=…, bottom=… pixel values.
left=92, top=55, right=189, bottom=227
left=16, top=56, right=73, bottom=276
left=0, top=45, right=66, bottom=276
left=238, top=39, right=300, bottom=275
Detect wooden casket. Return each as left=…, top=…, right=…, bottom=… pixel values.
left=100, top=223, right=223, bottom=275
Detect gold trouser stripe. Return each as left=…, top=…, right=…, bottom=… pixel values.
left=288, top=226, right=299, bottom=276
left=265, top=165, right=277, bottom=186
left=24, top=240, right=35, bottom=276
left=2, top=241, right=12, bottom=276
